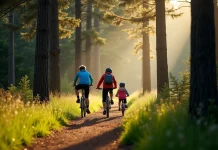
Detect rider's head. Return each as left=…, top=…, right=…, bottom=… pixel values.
left=119, top=82, right=125, bottom=87
left=79, top=65, right=86, bottom=71
left=105, top=67, right=112, bottom=73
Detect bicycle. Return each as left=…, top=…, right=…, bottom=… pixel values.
left=80, top=89, right=87, bottom=118
left=97, top=88, right=111, bottom=118
left=120, top=99, right=126, bottom=116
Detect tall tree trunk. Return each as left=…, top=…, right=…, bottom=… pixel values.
left=92, top=7, right=100, bottom=85
left=75, top=0, right=82, bottom=73
left=33, top=0, right=50, bottom=101
left=155, top=0, right=169, bottom=95
left=85, top=0, right=92, bottom=71
left=142, top=0, right=151, bottom=94
left=49, top=0, right=60, bottom=94
left=189, top=0, right=217, bottom=117
left=214, top=0, right=218, bottom=64
left=8, top=11, right=15, bottom=86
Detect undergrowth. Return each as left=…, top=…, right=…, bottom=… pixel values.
left=120, top=61, right=218, bottom=150
left=0, top=77, right=102, bottom=150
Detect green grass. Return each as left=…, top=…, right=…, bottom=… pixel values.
left=0, top=91, right=102, bottom=150
left=120, top=91, right=218, bottom=150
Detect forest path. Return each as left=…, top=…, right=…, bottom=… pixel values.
left=28, top=103, right=132, bottom=150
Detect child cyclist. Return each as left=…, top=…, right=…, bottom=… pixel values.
left=115, top=82, right=130, bottom=111
left=96, top=68, right=117, bottom=115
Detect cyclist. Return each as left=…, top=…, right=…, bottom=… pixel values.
left=96, top=67, right=117, bottom=115
left=73, top=65, right=93, bottom=114
left=115, top=82, right=130, bottom=111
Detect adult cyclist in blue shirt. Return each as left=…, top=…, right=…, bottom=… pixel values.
left=73, top=65, right=93, bottom=114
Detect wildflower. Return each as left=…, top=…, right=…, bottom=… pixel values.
left=23, top=125, right=26, bottom=128
left=12, top=138, right=15, bottom=142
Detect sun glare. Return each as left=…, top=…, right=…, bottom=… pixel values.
left=170, top=0, right=191, bottom=9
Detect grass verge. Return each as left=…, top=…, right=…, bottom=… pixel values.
left=120, top=91, right=218, bottom=150
left=0, top=91, right=102, bottom=150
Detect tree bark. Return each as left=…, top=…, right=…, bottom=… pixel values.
left=92, top=7, right=100, bottom=85
left=49, top=0, right=60, bottom=94
left=142, top=0, right=151, bottom=94
left=33, top=0, right=50, bottom=101
left=75, top=0, right=82, bottom=73
left=189, top=0, right=218, bottom=117
left=214, top=0, right=218, bottom=64
left=8, top=11, right=15, bottom=86
left=85, top=0, right=92, bottom=71
left=155, top=0, right=169, bottom=95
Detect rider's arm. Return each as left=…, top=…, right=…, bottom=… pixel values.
left=96, top=74, right=104, bottom=88
left=112, top=76, right=117, bottom=89
left=89, top=74, right=93, bottom=85
left=73, top=73, right=79, bottom=86
left=126, top=89, right=130, bottom=97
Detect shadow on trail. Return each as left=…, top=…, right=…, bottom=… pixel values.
left=62, top=127, right=121, bottom=150
left=67, top=115, right=122, bottom=130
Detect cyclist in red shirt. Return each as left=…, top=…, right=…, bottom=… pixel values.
left=96, top=68, right=117, bottom=115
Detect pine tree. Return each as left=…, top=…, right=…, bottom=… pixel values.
left=33, top=0, right=50, bottom=101
left=75, top=0, right=82, bottom=73
left=92, top=7, right=101, bottom=84
left=8, top=11, right=15, bottom=86
left=49, top=0, right=60, bottom=94
left=105, top=0, right=180, bottom=94
left=214, top=0, right=218, bottom=64
left=85, top=0, right=92, bottom=71
left=156, top=0, right=169, bottom=96
left=189, top=0, right=218, bottom=117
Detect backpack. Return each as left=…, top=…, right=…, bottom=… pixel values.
left=104, top=74, right=113, bottom=84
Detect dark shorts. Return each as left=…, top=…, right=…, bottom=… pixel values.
left=102, top=88, right=113, bottom=102
left=119, top=99, right=127, bottom=103
left=75, top=84, right=90, bottom=98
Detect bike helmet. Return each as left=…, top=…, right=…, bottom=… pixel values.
left=105, top=67, right=112, bottom=73
left=119, top=82, right=125, bottom=87
left=79, top=65, right=86, bottom=71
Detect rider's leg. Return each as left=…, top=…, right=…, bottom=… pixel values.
left=75, top=85, right=80, bottom=103
left=109, top=89, right=114, bottom=104
left=118, top=100, right=121, bottom=111
left=85, top=86, right=90, bottom=114
left=102, top=89, right=107, bottom=115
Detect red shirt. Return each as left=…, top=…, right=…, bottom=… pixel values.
left=97, top=72, right=117, bottom=89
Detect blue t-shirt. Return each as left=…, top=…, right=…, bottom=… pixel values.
left=73, top=69, right=93, bottom=85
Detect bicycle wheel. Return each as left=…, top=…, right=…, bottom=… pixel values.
left=83, top=101, right=86, bottom=117
left=121, top=103, right=125, bottom=116
left=106, top=96, right=110, bottom=118
left=81, top=97, right=84, bottom=118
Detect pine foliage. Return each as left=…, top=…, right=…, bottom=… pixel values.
left=8, top=0, right=80, bottom=40
left=104, top=0, right=183, bottom=54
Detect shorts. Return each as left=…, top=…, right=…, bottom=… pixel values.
left=119, top=99, right=127, bottom=103
left=102, top=88, right=113, bottom=102
left=75, top=84, right=90, bottom=98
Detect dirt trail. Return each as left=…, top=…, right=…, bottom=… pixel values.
left=28, top=104, right=132, bottom=150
